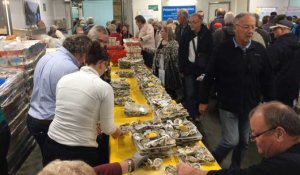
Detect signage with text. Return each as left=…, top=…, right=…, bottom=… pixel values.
left=162, top=6, right=196, bottom=21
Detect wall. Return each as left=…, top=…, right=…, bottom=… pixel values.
left=10, top=0, right=70, bottom=32
left=132, top=0, right=161, bottom=35
left=249, top=0, right=289, bottom=14
left=82, top=0, right=113, bottom=26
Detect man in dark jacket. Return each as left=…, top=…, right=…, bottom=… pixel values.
left=178, top=13, right=213, bottom=120
left=210, top=8, right=226, bottom=32
left=175, top=9, right=191, bottom=44
left=199, top=13, right=274, bottom=168
left=177, top=101, right=300, bottom=175
left=268, top=17, right=300, bottom=108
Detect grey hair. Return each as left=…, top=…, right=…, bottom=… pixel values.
left=63, top=34, right=92, bottom=55
left=190, top=13, right=202, bottom=21
left=37, top=160, right=96, bottom=175
left=250, top=101, right=300, bottom=136
left=87, top=25, right=108, bottom=41
left=224, top=12, right=235, bottom=25
left=107, top=24, right=117, bottom=32
left=161, top=25, right=175, bottom=41
left=178, top=9, right=188, bottom=19
left=233, top=13, right=255, bottom=25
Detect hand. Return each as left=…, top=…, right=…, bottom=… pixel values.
left=111, top=128, right=123, bottom=139
left=130, top=152, right=148, bottom=170
left=96, top=123, right=102, bottom=135
left=176, top=163, right=196, bottom=175
left=177, top=163, right=207, bottom=175
left=199, top=104, right=208, bottom=114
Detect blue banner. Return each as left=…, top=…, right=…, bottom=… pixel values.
left=162, top=6, right=196, bottom=21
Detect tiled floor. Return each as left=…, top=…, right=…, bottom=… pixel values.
left=16, top=100, right=262, bottom=175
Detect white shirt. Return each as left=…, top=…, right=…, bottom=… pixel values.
left=138, top=23, right=155, bottom=50
left=48, top=66, right=117, bottom=147
left=188, top=36, right=197, bottom=63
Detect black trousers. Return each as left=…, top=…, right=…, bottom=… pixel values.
left=43, top=136, right=100, bottom=167
left=0, top=121, right=11, bottom=175
left=142, top=50, right=154, bottom=69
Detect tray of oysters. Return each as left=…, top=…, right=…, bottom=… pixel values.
left=114, top=96, right=134, bottom=106
left=131, top=120, right=176, bottom=152
left=110, top=78, right=130, bottom=90
left=176, top=145, right=215, bottom=165
left=164, top=118, right=202, bottom=142
left=116, top=70, right=134, bottom=78
left=155, top=103, right=189, bottom=120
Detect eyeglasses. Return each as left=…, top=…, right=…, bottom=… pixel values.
left=249, top=127, right=277, bottom=141
left=236, top=24, right=255, bottom=31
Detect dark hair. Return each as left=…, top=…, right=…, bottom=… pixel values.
left=287, top=16, right=293, bottom=21
left=86, top=41, right=109, bottom=65
left=262, top=15, right=270, bottom=25
left=250, top=101, right=300, bottom=136
left=273, top=14, right=287, bottom=24
left=135, top=15, right=146, bottom=24
left=63, top=35, right=92, bottom=56
left=270, top=11, right=277, bottom=16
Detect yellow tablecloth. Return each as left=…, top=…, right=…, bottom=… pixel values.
left=109, top=65, right=221, bottom=174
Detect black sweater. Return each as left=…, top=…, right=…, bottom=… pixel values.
left=199, top=39, right=274, bottom=114
left=208, top=143, right=300, bottom=175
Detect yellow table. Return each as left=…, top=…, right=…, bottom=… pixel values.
left=109, top=66, right=221, bottom=174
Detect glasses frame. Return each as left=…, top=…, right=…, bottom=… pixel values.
left=236, top=24, right=256, bottom=31
left=249, top=126, right=277, bottom=142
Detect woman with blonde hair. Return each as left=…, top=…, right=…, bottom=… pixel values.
left=152, top=26, right=181, bottom=99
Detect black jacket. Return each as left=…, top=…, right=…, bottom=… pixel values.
left=175, top=23, right=191, bottom=44
left=208, top=143, right=300, bottom=175
left=267, top=33, right=300, bottom=102
left=178, top=24, right=213, bottom=76
left=199, top=39, right=274, bottom=114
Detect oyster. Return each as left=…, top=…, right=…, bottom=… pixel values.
left=165, top=165, right=177, bottom=175
left=146, top=158, right=163, bottom=169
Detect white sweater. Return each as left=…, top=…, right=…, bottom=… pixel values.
left=48, top=66, right=117, bottom=147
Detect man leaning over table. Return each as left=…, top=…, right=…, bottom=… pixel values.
left=27, top=35, right=92, bottom=165
left=177, top=101, right=300, bottom=175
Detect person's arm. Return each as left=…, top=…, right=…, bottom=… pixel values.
left=94, top=162, right=122, bottom=175
left=198, top=45, right=218, bottom=114
left=98, top=83, right=120, bottom=138
left=260, top=46, right=275, bottom=101
left=140, top=24, right=154, bottom=42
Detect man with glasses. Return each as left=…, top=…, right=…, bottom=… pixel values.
left=267, top=15, right=300, bottom=108
left=199, top=13, right=274, bottom=168
left=179, top=13, right=213, bottom=122
left=177, top=101, right=300, bottom=175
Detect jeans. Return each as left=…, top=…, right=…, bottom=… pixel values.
left=97, top=134, right=110, bottom=164
left=212, top=109, right=250, bottom=168
left=184, top=74, right=199, bottom=118
left=0, top=121, right=10, bottom=175
left=26, top=114, right=51, bottom=165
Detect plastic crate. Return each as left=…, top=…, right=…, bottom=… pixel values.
left=107, top=50, right=127, bottom=63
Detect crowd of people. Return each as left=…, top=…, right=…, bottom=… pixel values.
left=1, top=7, right=300, bottom=175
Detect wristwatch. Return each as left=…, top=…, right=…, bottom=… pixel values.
left=127, top=159, right=134, bottom=174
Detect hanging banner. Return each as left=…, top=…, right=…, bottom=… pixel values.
left=162, top=6, right=196, bottom=21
